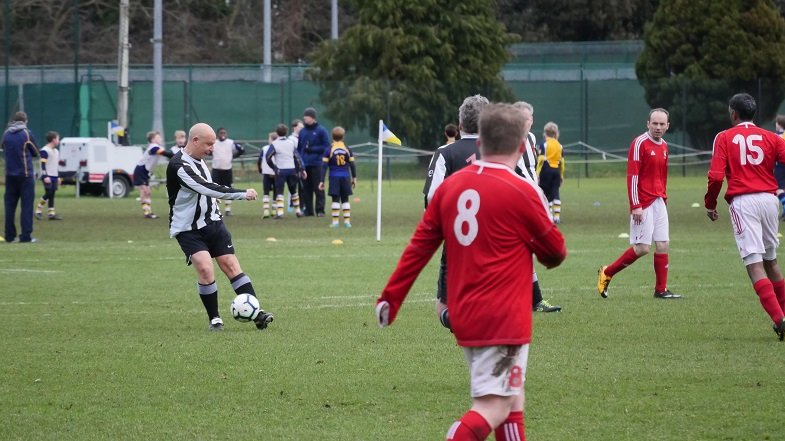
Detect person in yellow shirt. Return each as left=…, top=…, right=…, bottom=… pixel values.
left=536, top=122, right=565, bottom=224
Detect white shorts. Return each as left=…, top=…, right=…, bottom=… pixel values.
left=728, top=193, right=780, bottom=264
left=462, top=344, right=529, bottom=398
left=630, top=197, right=669, bottom=245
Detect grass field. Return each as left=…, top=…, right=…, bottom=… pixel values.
left=2, top=176, right=784, bottom=441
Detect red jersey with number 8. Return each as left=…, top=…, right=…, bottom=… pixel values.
left=377, top=161, right=566, bottom=347
left=706, top=122, right=785, bottom=208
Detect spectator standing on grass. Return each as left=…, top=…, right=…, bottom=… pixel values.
left=297, top=108, right=330, bottom=217
left=3, top=111, right=39, bottom=243
left=289, top=119, right=305, bottom=211
left=537, top=122, right=565, bottom=224
left=35, top=131, right=62, bottom=221
left=266, top=124, right=305, bottom=219
left=705, top=93, right=785, bottom=340
left=512, top=101, right=562, bottom=312
left=319, top=126, right=356, bottom=228
left=211, top=127, right=244, bottom=217
left=596, top=108, right=682, bottom=300
left=258, top=131, right=278, bottom=219
left=377, top=103, right=567, bottom=441
left=167, top=123, right=274, bottom=332
left=133, top=131, right=173, bottom=219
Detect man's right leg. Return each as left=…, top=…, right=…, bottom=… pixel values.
left=190, top=250, right=223, bottom=331
left=4, top=176, right=21, bottom=241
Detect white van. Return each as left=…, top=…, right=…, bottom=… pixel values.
left=58, top=137, right=143, bottom=198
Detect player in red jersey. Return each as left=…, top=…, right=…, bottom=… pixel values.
left=597, top=108, right=682, bottom=299
left=376, top=103, right=567, bottom=441
left=705, top=93, right=785, bottom=340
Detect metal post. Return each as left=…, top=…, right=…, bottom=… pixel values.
left=152, top=0, right=163, bottom=135
left=4, top=0, right=11, bottom=124
left=331, top=0, right=338, bottom=39
left=73, top=0, right=80, bottom=136
left=262, top=0, right=271, bottom=83
left=117, top=0, right=129, bottom=131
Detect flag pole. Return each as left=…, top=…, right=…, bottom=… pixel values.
left=376, top=120, right=383, bottom=241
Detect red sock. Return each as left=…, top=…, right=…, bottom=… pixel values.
left=653, top=253, right=668, bottom=292
left=772, top=279, right=785, bottom=313
left=753, top=278, right=785, bottom=324
left=446, top=410, right=492, bottom=441
left=494, top=411, right=525, bottom=441
left=605, top=247, right=640, bottom=277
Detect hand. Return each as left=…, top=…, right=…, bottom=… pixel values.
left=301, top=170, right=308, bottom=179
left=351, top=177, right=357, bottom=189
left=245, top=189, right=258, bottom=200
left=631, top=207, right=643, bottom=225
left=58, top=177, right=63, bottom=185
left=707, top=209, right=719, bottom=221
left=375, top=301, right=390, bottom=328
left=43, top=176, right=51, bottom=184
left=318, top=182, right=324, bottom=191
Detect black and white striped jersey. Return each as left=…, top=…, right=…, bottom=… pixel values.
left=423, top=135, right=480, bottom=207
left=167, top=151, right=247, bottom=237
left=423, top=132, right=539, bottom=208
left=515, top=132, right=539, bottom=183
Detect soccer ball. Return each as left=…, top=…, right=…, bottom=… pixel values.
left=230, top=293, right=260, bottom=322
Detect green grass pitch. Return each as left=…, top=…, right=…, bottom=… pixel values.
left=1, top=176, right=783, bottom=440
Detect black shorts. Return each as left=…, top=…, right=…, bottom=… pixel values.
left=133, top=165, right=150, bottom=186
left=175, top=221, right=234, bottom=265
left=328, top=176, right=353, bottom=198
left=262, top=174, right=275, bottom=195
left=436, top=250, right=447, bottom=303
left=213, top=168, right=233, bottom=187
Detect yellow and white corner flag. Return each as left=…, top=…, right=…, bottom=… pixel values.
left=381, top=123, right=401, bottom=145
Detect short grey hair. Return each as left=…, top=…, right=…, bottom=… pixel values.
left=513, top=101, right=534, bottom=114
left=458, top=94, right=489, bottom=134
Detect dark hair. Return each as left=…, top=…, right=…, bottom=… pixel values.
left=46, top=131, right=59, bottom=143
left=13, top=111, right=27, bottom=122
left=275, top=123, right=288, bottom=137
left=729, top=93, right=757, bottom=121
left=291, top=118, right=303, bottom=128
left=648, top=108, right=669, bottom=121
left=777, top=114, right=785, bottom=129
left=444, top=123, right=458, bottom=138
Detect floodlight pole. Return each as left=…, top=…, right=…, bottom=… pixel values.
left=152, top=0, right=164, bottom=135
left=331, top=0, right=338, bottom=39
left=117, top=0, right=130, bottom=130
left=262, top=0, right=271, bottom=82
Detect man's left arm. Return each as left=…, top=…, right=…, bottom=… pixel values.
left=177, top=163, right=248, bottom=200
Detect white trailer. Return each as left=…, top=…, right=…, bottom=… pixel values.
left=58, top=137, right=143, bottom=198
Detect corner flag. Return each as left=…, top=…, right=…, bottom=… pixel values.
left=381, top=123, right=401, bottom=145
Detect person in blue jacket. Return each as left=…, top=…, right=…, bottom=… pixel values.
left=296, top=107, right=330, bottom=217
left=3, top=111, right=40, bottom=243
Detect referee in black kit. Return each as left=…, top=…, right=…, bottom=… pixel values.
left=167, top=123, right=274, bottom=332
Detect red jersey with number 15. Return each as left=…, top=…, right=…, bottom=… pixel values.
left=705, top=122, right=785, bottom=209
left=377, top=161, right=566, bottom=347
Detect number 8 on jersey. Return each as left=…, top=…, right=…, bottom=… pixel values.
left=454, top=189, right=480, bottom=246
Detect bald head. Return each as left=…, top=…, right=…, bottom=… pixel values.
left=185, top=123, right=217, bottom=159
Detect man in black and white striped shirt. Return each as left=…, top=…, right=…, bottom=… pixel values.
left=167, top=123, right=274, bottom=332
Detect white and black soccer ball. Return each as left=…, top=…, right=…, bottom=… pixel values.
left=230, top=293, right=260, bottom=322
